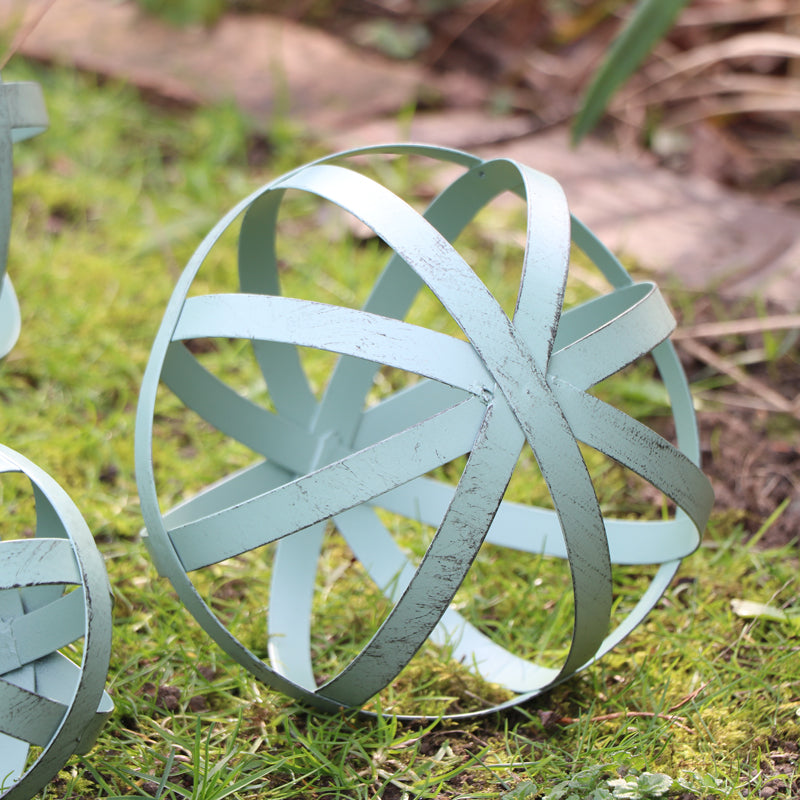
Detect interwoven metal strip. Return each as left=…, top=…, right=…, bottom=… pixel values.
left=136, top=145, right=713, bottom=718
left=0, top=446, right=113, bottom=800
left=0, top=77, right=48, bottom=358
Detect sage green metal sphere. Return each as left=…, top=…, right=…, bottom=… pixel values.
left=136, top=145, right=713, bottom=718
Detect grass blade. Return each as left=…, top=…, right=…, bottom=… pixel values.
left=572, top=0, right=689, bottom=143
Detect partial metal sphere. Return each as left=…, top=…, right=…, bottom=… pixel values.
left=135, top=145, right=713, bottom=718
left=0, top=79, right=48, bottom=357
left=0, top=446, right=113, bottom=800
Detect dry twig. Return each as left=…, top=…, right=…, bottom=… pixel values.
left=673, top=314, right=800, bottom=341
left=552, top=682, right=708, bottom=734
left=555, top=710, right=693, bottom=733
left=678, top=337, right=798, bottom=417
left=0, top=0, right=57, bottom=68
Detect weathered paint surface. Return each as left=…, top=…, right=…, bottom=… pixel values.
left=136, top=145, right=713, bottom=719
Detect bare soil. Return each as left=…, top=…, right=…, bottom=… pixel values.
left=675, top=298, right=800, bottom=550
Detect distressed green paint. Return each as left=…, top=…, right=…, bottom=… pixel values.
left=136, top=145, right=713, bottom=719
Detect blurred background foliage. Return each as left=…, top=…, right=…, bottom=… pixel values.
left=133, top=0, right=800, bottom=203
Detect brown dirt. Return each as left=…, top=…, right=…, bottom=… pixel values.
left=698, top=409, right=800, bottom=548
left=674, top=298, right=800, bottom=550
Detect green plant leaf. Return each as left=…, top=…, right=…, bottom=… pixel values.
left=502, top=780, right=538, bottom=799
left=608, top=777, right=640, bottom=799
left=545, top=767, right=612, bottom=800
left=572, top=0, right=690, bottom=143
left=636, top=772, right=674, bottom=797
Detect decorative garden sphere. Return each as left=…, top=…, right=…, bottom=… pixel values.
left=135, top=145, right=713, bottom=719
left=0, top=445, right=113, bottom=800
left=0, top=77, right=48, bottom=357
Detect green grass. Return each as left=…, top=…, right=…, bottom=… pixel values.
left=0, top=59, right=798, bottom=799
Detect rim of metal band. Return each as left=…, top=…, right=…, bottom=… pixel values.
left=0, top=446, right=113, bottom=800
left=136, top=144, right=712, bottom=719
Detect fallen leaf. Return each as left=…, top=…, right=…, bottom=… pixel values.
left=731, top=598, right=791, bottom=622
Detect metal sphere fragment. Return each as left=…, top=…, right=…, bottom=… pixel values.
left=0, top=446, right=113, bottom=800
left=0, top=78, right=48, bottom=357
left=136, top=145, right=713, bottom=718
